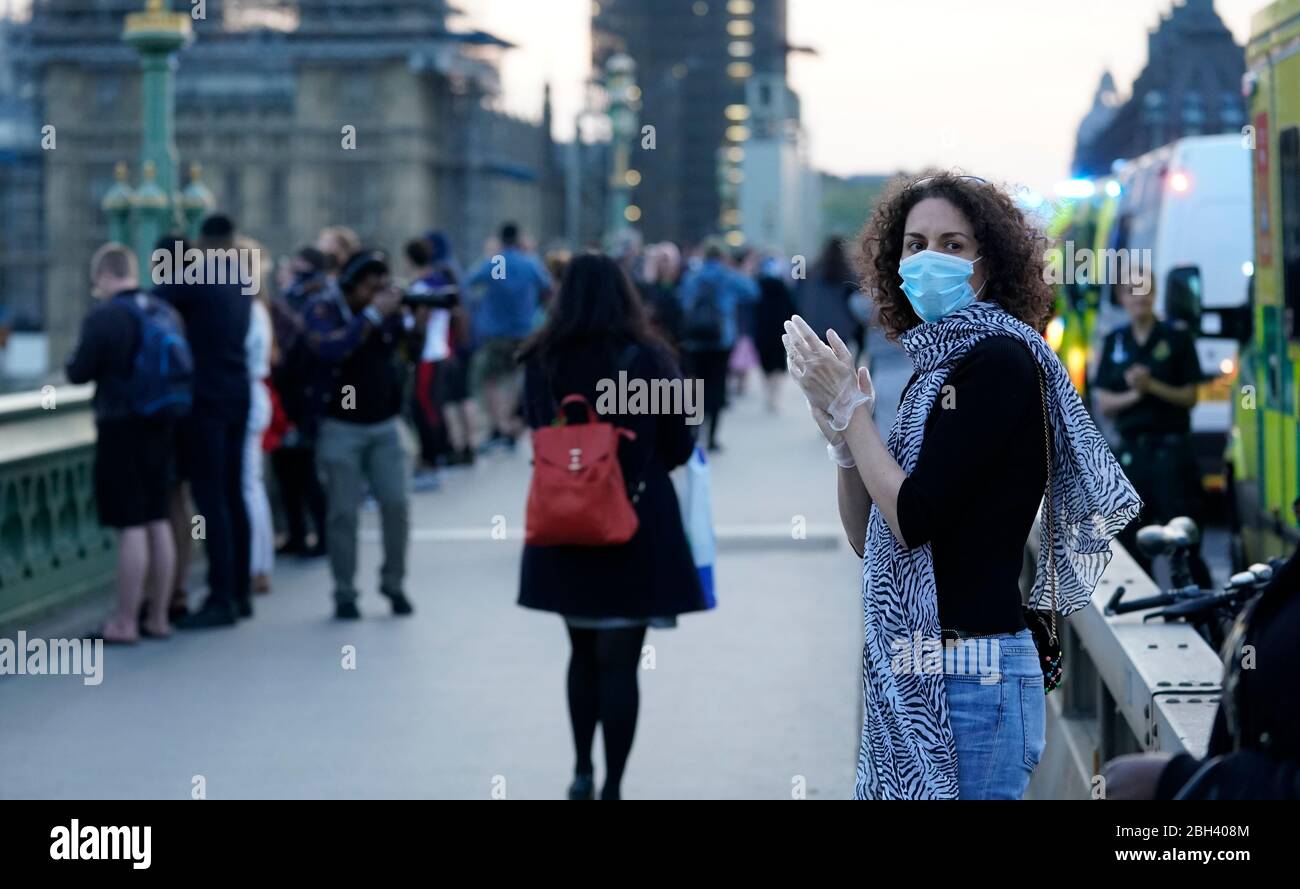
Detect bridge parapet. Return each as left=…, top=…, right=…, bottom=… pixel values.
left=0, top=385, right=115, bottom=630
left=1025, top=533, right=1224, bottom=799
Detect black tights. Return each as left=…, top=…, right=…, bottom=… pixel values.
left=687, top=348, right=730, bottom=450
left=566, top=625, right=646, bottom=800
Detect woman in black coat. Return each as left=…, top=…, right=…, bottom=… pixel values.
left=517, top=253, right=708, bottom=800
left=753, top=257, right=799, bottom=412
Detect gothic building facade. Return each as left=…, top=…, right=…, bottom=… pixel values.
left=10, top=0, right=567, bottom=374
left=0, top=9, right=44, bottom=356
left=1073, top=0, right=1246, bottom=178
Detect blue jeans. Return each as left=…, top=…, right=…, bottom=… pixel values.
left=943, top=628, right=1047, bottom=799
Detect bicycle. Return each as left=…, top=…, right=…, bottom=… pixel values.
left=1104, top=516, right=1282, bottom=651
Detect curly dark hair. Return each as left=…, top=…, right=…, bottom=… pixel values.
left=858, top=171, right=1052, bottom=340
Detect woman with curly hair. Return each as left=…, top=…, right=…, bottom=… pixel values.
left=783, top=172, right=1141, bottom=799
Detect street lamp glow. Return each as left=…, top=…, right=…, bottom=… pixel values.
left=725, top=125, right=750, bottom=142
left=625, top=169, right=642, bottom=187
left=1054, top=179, right=1096, bottom=199
left=1046, top=316, right=1065, bottom=352
left=1243, top=261, right=1255, bottom=277
left=1016, top=187, right=1043, bottom=209
left=1169, top=171, right=1191, bottom=193
left=1067, top=346, right=1087, bottom=391
left=725, top=104, right=750, bottom=121
left=1105, top=180, right=1122, bottom=198
left=727, top=20, right=754, bottom=36
left=625, top=205, right=642, bottom=222
left=727, top=146, right=744, bottom=163
left=727, top=62, right=752, bottom=79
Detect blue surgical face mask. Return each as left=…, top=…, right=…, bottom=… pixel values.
left=898, top=250, right=985, bottom=323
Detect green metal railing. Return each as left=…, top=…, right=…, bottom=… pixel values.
left=0, top=386, right=117, bottom=628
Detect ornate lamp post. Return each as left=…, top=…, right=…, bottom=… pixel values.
left=132, top=160, right=171, bottom=269
left=181, top=163, right=216, bottom=240
left=102, top=162, right=136, bottom=246
left=603, top=53, right=639, bottom=247
left=99, top=1, right=202, bottom=274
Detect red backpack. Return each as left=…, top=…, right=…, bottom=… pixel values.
left=525, top=395, right=640, bottom=547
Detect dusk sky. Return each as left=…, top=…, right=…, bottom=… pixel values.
left=458, top=0, right=1263, bottom=194
left=0, top=0, right=1265, bottom=193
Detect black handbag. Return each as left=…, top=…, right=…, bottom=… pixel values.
left=1024, top=358, right=1063, bottom=694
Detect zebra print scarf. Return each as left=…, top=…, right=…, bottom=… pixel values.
left=854, top=299, right=1141, bottom=799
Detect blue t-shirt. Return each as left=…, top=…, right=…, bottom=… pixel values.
left=465, top=248, right=553, bottom=339
left=679, top=260, right=760, bottom=350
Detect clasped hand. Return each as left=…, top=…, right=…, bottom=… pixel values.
left=783, top=315, right=875, bottom=438
left=1124, top=363, right=1152, bottom=393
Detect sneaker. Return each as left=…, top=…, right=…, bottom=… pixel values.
left=477, top=432, right=508, bottom=455
left=567, top=772, right=595, bottom=800
left=334, top=601, right=361, bottom=620
left=447, top=447, right=475, bottom=467
left=412, top=469, right=441, bottom=492
left=175, top=602, right=239, bottom=630
left=169, top=589, right=189, bottom=621
left=385, top=592, right=414, bottom=616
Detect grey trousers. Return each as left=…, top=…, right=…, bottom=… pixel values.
left=317, top=417, right=410, bottom=603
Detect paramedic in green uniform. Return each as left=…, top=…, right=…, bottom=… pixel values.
left=1094, top=276, right=1213, bottom=588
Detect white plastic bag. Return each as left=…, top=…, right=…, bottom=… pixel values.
left=679, top=445, right=717, bottom=608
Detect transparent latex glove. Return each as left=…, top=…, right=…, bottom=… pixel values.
left=809, top=366, right=874, bottom=445
left=784, top=316, right=875, bottom=430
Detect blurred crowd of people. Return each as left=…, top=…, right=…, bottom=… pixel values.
left=66, top=216, right=870, bottom=643
left=61, top=201, right=1300, bottom=802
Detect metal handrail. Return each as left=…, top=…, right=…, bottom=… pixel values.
left=1023, top=523, right=1223, bottom=798
left=0, top=384, right=94, bottom=423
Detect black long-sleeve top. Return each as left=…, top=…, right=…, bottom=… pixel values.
left=302, top=288, right=406, bottom=426
left=156, top=280, right=250, bottom=409
left=894, top=335, right=1046, bottom=635
left=65, top=290, right=144, bottom=423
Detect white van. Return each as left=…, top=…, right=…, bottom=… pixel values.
left=1095, top=134, right=1254, bottom=491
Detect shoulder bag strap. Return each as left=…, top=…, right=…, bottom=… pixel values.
left=1034, top=357, right=1059, bottom=645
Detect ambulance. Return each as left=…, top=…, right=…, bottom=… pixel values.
left=1227, top=0, right=1300, bottom=566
